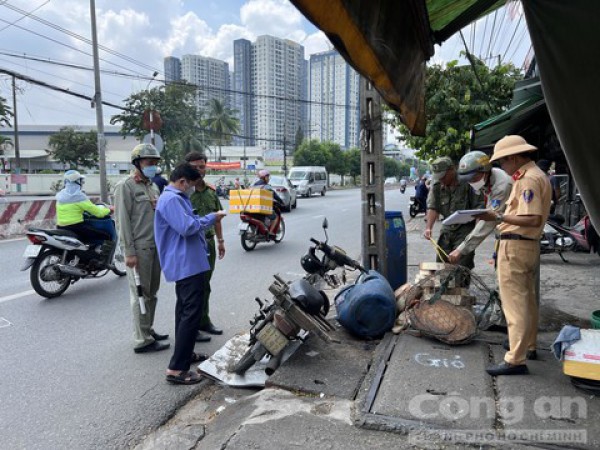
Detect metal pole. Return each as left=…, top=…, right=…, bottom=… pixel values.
left=90, top=0, right=108, bottom=202
left=11, top=75, right=21, bottom=192
left=359, top=77, right=386, bottom=275
left=283, top=136, right=287, bottom=174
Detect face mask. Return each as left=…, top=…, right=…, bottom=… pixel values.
left=142, top=165, right=158, bottom=179
left=469, top=178, right=486, bottom=192
left=185, top=186, right=196, bottom=197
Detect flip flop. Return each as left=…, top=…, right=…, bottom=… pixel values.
left=191, top=352, right=209, bottom=363
left=166, top=370, right=203, bottom=385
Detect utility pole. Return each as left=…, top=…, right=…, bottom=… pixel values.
left=90, top=0, right=108, bottom=202
left=11, top=75, right=21, bottom=192
left=359, top=77, right=386, bottom=274
left=282, top=136, right=287, bottom=174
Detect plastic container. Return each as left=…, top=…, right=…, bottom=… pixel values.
left=591, top=310, right=600, bottom=330
left=334, top=270, right=396, bottom=338
left=385, top=211, right=407, bottom=290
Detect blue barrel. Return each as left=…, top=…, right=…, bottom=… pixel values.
left=334, top=270, right=396, bottom=338
left=385, top=210, right=407, bottom=290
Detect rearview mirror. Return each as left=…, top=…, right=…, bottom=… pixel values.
left=322, top=218, right=328, bottom=229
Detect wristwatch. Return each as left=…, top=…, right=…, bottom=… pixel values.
left=495, top=212, right=504, bottom=223
left=217, top=238, right=225, bottom=243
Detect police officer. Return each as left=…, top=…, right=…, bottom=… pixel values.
left=184, top=151, right=225, bottom=341
left=424, top=156, right=484, bottom=273
left=477, top=136, right=551, bottom=376
left=114, top=144, right=169, bottom=353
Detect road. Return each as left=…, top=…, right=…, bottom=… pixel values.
left=0, top=187, right=411, bottom=449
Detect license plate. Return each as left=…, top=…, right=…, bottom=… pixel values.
left=238, top=222, right=249, bottom=234
left=23, top=245, right=41, bottom=258
left=256, top=322, right=289, bottom=356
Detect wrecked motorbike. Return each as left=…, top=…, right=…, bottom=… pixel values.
left=230, top=219, right=365, bottom=375
left=541, top=213, right=599, bottom=262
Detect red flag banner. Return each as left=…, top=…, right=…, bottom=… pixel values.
left=206, top=162, right=242, bottom=170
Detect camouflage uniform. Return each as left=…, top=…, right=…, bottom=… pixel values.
left=190, top=184, right=223, bottom=329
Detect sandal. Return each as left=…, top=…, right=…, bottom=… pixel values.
left=191, top=352, right=209, bottom=363
left=166, top=370, right=203, bottom=385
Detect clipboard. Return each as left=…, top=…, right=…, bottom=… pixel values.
left=442, top=209, right=487, bottom=226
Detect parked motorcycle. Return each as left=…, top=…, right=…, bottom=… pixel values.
left=21, top=217, right=126, bottom=298
left=541, top=213, right=599, bottom=263
left=230, top=219, right=366, bottom=375
left=238, top=204, right=285, bottom=251
left=409, top=195, right=427, bottom=218
left=216, top=184, right=230, bottom=199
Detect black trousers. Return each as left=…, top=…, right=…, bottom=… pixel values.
left=169, top=272, right=206, bottom=371
left=58, top=222, right=111, bottom=243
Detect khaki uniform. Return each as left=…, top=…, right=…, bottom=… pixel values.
left=497, top=161, right=551, bottom=365
left=427, top=180, right=484, bottom=270
left=190, top=184, right=222, bottom=329
left=114, top=175, right=161, bottom=349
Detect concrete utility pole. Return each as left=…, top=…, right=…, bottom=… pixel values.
left=90, top=0, right=108, bottom=202
left=11, top=75, right=22, bottom=192
left=359, top=77, right=386, bottom=274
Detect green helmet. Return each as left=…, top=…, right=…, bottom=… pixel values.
left=131, top=143, right=161, bottom=164
left=457, top=151, right=492, bottom=182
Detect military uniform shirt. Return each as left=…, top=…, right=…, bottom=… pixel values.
left=427, top=180, right=484, bottom=232
left=457, top=168, right=513, bottom=255
left=498, top=161, right=551, bottom=240
left=190, top=184, right=222, bottom=239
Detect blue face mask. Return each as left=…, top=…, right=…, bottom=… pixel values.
left=142, top=165, right=158, bottom=179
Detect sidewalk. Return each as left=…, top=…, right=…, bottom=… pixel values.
left=136, top=214, right=599, bottom=450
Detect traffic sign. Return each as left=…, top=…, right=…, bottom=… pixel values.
left=142, top=133, right=164, bottom=153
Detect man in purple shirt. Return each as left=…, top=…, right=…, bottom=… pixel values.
left=154, top=163, right=226, bottom=385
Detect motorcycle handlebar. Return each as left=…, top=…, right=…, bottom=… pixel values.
left=309, top=238, right=366, bottom=272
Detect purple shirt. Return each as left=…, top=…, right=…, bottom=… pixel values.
left=154, top=185, right=217, bottom=282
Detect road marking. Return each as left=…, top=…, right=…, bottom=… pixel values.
left=0, top=317, right=12, bottom=328
left=0, top=289, right=36, bottom=304
left=0, top=237, right=26, bottom=244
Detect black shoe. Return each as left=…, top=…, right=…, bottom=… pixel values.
left=151, top=331, right=169, bottom=341
left=134, top=341, right=170, bottom=354
left=502, top=339, right=537, bottom=359
left=195, top=331, right=212, bottom=342
left=486, top=362, right=529, bottom=376
left=200, top=323, right=223, bottom=335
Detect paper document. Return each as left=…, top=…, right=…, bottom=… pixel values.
left=442, top=209, right=488, bottom=226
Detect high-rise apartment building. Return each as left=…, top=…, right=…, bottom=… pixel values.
left=181, top=54, right=230, bottom=109
left=308, top=50, right=360, bottom=149
left=163, top=56, right=181, bottom=84
left=233, top=39, right=253, bottom=146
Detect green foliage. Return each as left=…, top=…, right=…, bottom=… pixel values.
left=383, top=158, right=399, bottom=178
left=292, top=139, right=331, bottom=167
left=110, top=83, right=200, bottom=169
left=345, top=148, right=361, bottom=184
left=47, top=126, right=99, bottom=169
left=388, top=56, right=522, bottom=161
left=204, top=98, right=240, bottom=161
left=0, top=95, right=13, bottom=128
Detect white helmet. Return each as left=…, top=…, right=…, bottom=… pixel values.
left=64, top=170, right=85, bottom=183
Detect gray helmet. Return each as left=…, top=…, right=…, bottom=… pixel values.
left=457, top=151, right=492, bottom=182
left=131, top=143, right=161, bottom=164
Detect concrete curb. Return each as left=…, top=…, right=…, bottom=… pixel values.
left=0, top=199, right=56, bottom=239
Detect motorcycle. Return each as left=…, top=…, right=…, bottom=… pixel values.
left=400, top=184, right=407, bottom=194
left=216, top=184, right=230, bottom=199
left=541, top=213, right=599, bottom=263
left=230, top=219, right=366, bottom=375
left=409, top=195, right=427, bottom=218
left=238, top=204, right=285, bottom=251
left=21, top=217, right=127, bottom=298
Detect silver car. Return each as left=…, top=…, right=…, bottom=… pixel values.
left=269, top=175, right=298, bottom=212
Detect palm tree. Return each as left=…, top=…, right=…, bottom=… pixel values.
left=204, top=98, right=240, bottom=161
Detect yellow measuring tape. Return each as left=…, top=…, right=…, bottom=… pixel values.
left=429, top=238, right=449, bottom=261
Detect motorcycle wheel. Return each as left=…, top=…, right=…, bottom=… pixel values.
left=273, top=219, right=285, bottom=243
left=30, top=249, right=71, bottom=298
left=111, top=244, right=127, bottom=276
left=409, top=204, right=418, bottom=218
left=241, top=225, right=258, bottom=251
left=233, top=342, right=268, bottom=375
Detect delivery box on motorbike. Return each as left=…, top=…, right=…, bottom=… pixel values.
left=334, top=270, right=396, bottom=338
left=229, top=188, right=273, bottom=215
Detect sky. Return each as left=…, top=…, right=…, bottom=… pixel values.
left=0, top=0, right=531, bottom=128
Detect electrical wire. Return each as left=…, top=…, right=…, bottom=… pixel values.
left=0, top=0, right=49, bottom=34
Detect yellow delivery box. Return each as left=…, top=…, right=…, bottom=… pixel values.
left=229, top=188, right=273, bottom=215
left=563, top=329, right=600, bottom=381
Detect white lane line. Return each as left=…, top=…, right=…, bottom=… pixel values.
left=0, top=237, right=26, bottom=244
left=0, top=290, right=36, bottom=304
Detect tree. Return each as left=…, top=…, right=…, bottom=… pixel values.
left=110, top=83, right=200, bottom=169
left=47, top=127, right=99, bottom=169
left=321, top=142, right=346, bottom=185
left=389, top=56, right=522, bottom=161
left=384, top=157, right=400, bottom=178
left=344, top=148, right=361, bottom=184
left=204, top=98, right=240, bottom=161
left=293, top=139, right=331, bottom=167
left=0, top=95, right=12, bottom=128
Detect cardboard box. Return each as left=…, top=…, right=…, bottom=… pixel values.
left=229, top=188, right=273, bottom=215
left=563, top=329, right=600, bottom=381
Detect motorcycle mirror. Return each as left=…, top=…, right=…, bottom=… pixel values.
left=322, top=218, right=328, bottom=229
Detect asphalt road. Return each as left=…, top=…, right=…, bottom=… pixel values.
left=0, top=187, right=411, bottom=449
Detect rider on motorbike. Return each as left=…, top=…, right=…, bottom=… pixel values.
left=252, top=169, right=285, bottom=237
left=55, top=170, right=115, bottom=262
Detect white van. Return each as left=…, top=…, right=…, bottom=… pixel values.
left=288, top=166, right=328, bottom=197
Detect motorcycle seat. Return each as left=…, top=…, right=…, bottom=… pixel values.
left=288, top=279, right=328, bottom=315
left=548, top=214, right=566, bottom=226
left=29, top=228, right=79, bottom=238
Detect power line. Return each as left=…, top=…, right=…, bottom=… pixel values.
left=0, top=0, right=49, bottom=34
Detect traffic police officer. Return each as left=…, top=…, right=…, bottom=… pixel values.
left=477, top=135, right=551, bottom=376
left=114, top=143, right=169, bottom=353
left=424, top=156, right=484, bottom=273
left=184, top=151, right=225, bottom=341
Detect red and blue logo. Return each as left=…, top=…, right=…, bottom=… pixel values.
left=523, top=189, right=534, bottom=203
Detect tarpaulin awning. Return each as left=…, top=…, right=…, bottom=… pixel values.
left=206, top=162, right=241, bottom=170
